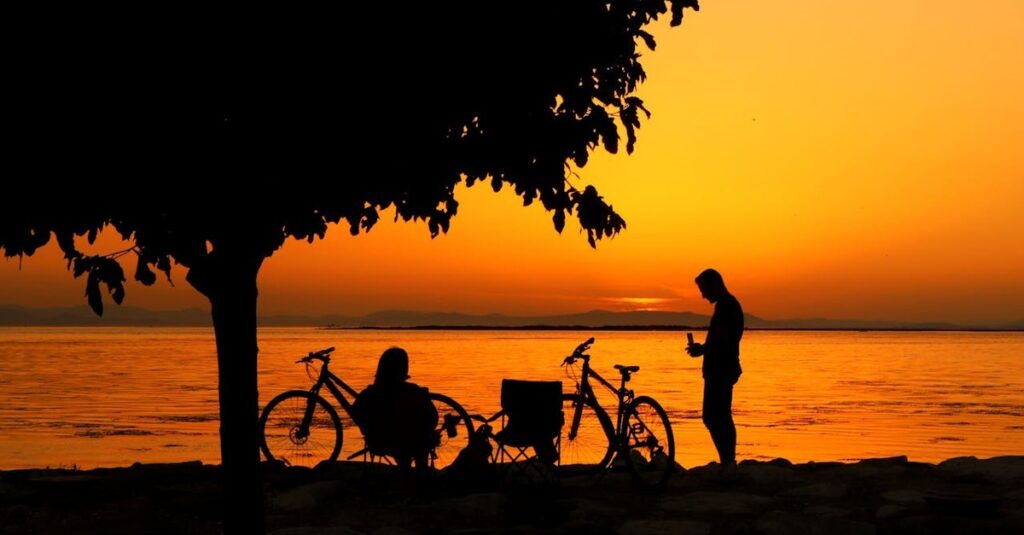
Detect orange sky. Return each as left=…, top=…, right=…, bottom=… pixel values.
left=2, top=1, right=1023, bottom=324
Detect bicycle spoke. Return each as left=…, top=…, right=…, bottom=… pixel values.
left=625, top=397, right=675, bottom=487
left=428, top=393, right=473, bottom=469
left=260, top=391, right=342, bottom=468
left=559, top=394, right=613, bottom=472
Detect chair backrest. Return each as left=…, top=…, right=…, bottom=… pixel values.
left=352, top=383, right=439, bottom=457
left=500, top=379, right=563, bottom=439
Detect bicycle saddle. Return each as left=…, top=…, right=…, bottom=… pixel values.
left=614, top=364, right=640, bottom=374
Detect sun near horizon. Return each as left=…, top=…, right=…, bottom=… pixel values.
left=2, top=1, right=1022, bottom=326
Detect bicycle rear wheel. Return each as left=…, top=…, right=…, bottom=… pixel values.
left=625, top=395, right=675, bottom=488
left=260, top=390, right=343, bottom=468
left=559, top=393, right=614, bottom=474
left=428, top=392, right=474, bottom=469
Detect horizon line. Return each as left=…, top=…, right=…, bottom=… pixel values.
left=0, top=302, right=1021, bottom=329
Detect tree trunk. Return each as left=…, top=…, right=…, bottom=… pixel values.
left=192, top=251, right=265, bottom=535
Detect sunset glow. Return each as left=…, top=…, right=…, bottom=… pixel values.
left=2, top=1, right=1022, bottom=325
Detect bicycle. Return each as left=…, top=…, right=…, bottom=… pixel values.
left=259, top=346, right=474, bottom=469
left=559, top=337, right=676, bottom=488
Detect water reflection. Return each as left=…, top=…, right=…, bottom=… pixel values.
left=0, top=327, right=1022, bottom=469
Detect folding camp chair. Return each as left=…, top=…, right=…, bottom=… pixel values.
left=476, top=379, right=563, bottom=483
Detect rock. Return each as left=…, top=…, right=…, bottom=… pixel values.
left=740, top=464, right=806, bottom=490
left=560, top=473, right=603, bottom=490
left=311, top=461, right=386, bottom=482
left=881, top=489, right=926, bottom=505
left=1006, top=488, right=1024, bottom=513
left=271, top=528, right=366, bottom=535
left=573, top=498, right=627, bottom=521
left=875, top=504, right=907, bottom=520
left=859, top=456, right=908, bottom=465
left=0, top=504, right=31, bottom=526
left=26, top=473, right=100, bottom=483
left=782, top=482, right=848, bottom=499
left=372, top=527, right=417, bottom=535
left=804, top=505, right=853, bottom=518
left=756, top=510, right=876, bottom=535
left=567, top=507, right=589, bottom=525
left=127, top=460, right=205, bottom=479
left=840, top=457, right=910, bottom=479
left=618, top=519, right=710, bottom=535
left=922, top=490, right=1002, bottom=516
left=659, top=491, right=772, bottom=515
left=896, top=515, right=946, bottom=535
left=431, top=492, right=507, bottom=523
left=130, top=459, right=203, bottom=469
left=793, top=461, right=845, bottom=472
left=684, top=463, right=718, bottom=477
left=938, top=456, right=1024, bottom=484
left=272, top=481, right=348, bottom=512
left=896, top=514, right=1023, bottom=535
left=0, top=482, right=32, bottom=501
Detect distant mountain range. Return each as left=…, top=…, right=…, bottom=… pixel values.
left=0, top=304, right=1021, bottom=331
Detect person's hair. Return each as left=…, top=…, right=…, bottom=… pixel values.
left=695, top=268, right=726, bottom=290
left=375, top=346, right=410, bottom=385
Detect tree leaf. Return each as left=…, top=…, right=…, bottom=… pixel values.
left=156, top=256, right=173, bottom=285
left=134, top=254, right=157, bottom=286
left=110, top=281, right=125, bottom=305
left=72, top=257, right=90, bottom=278
left=638, top=30, right=657, bottom=51
left=86, top=271, right=103, bottom=316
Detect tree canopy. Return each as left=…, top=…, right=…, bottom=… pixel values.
left=4, top=1, right=698, bottom=311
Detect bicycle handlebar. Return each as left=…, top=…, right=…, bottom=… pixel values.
left=296, top=346, right=336, bottom=363
left=562, top=337, right=596, bottom=366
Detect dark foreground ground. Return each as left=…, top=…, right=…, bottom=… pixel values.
left=1, top=456, right=1023, bottom=534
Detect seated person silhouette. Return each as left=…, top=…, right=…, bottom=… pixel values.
left=351, top=347, right=439, bottom=470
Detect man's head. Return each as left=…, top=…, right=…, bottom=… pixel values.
left=695, top=268, right=728, bottom=304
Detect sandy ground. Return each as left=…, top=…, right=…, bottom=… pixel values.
left=1, top=456, right=1023, bottom=534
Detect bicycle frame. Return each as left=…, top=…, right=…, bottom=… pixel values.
left=298, top=356, right=360, bottom=435
left=567, top=352, right=635, bottom=449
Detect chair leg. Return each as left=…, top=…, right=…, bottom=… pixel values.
left=496, top=444, right=560, bottom=486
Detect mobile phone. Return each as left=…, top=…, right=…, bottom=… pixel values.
left=686, top=332, right=695, bottom=346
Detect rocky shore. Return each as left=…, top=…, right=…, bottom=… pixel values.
left=2, top=456, right=1022, bottom=534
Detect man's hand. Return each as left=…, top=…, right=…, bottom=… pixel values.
left=686, top=342, right=705, bottom=357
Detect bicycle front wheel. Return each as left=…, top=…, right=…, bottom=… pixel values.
left=559, top=394, right=614, bottom=474
left=260, top=390, right=343, bottom=468
left=625, top=396, right=675, bottom=488
left=429, top=392, right=474, bottom=469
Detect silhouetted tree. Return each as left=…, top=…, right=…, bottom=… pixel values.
left=2, top=2, right=699, bottom=533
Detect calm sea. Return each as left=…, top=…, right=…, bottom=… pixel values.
left=0, top=327, right=1021, bottom=469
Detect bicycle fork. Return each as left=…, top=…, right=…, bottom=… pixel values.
left=568, top=397, right=586, bottom=440
left=295, top=388, right=320, bottom=442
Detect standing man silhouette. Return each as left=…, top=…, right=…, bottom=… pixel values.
left=685, top=268, right=743, bottom=472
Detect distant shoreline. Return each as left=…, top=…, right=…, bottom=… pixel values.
left=4, top=305, right=1021, bottom=331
